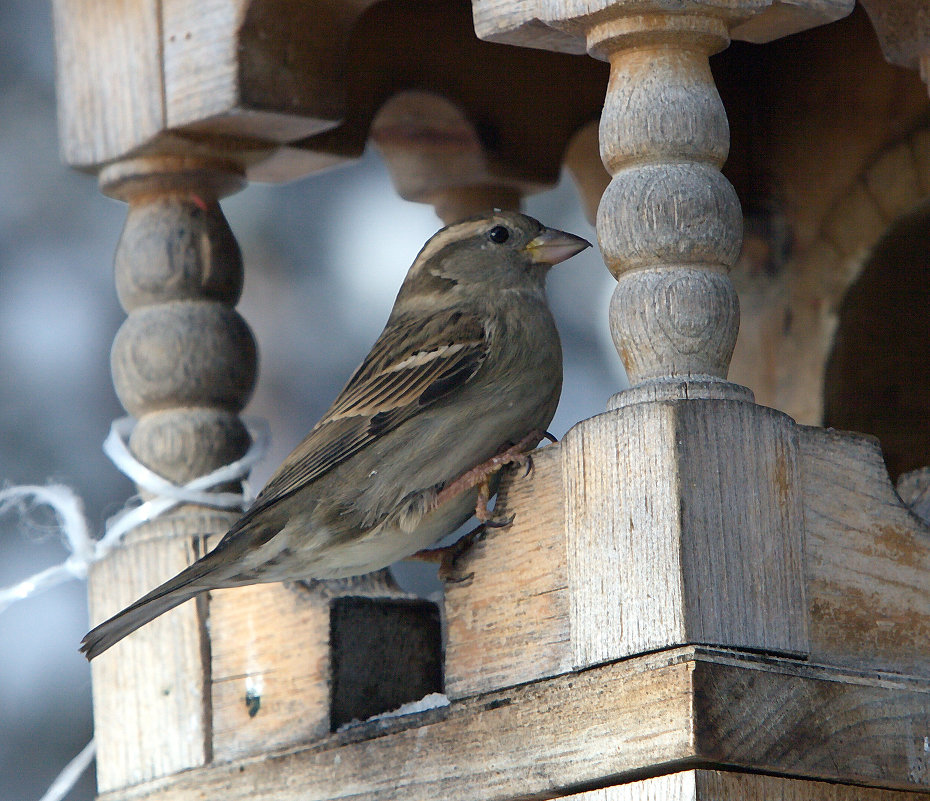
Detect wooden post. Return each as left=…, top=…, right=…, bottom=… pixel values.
left=563, top=4, right=810, bottom=665
left=446, top=0, right=821, bottom=698
left=90, top=156, right=256, bottom=791
left=90, top=155, right=447, bottom=786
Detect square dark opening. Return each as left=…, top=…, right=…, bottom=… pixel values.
left=329, top=596, right=443, bottom=731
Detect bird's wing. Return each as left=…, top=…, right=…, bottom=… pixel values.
left=239, top=308, right=489, bottom=521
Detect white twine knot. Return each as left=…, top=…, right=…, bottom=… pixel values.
left=0, top=414, right=269, bottom=613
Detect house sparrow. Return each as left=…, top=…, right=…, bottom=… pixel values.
left=81, top=210, right=590, bottom=659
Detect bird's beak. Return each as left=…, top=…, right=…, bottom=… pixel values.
left=524, top=227, right=592, bottom=265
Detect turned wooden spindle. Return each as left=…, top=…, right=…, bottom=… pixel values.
left=428, top=185, right=522, bottom=225
left=590, top=14, right=750, bottom=405
left=370, top=92, right=524, bottom=224
left=89, top=156, right=256, bottom=792
left=105, top=158, right=255, bottom=487
left=94, top=157, right=448, bottom=777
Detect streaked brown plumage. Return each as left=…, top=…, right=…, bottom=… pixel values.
left=81, top=210, right=590, bottom=659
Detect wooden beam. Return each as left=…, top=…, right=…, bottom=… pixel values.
left=95, top=648, right=930, bottom=801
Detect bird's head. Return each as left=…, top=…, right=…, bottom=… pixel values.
left=394, top=211, right=591, bottom=310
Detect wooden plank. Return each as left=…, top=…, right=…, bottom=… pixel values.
left=161, top=0, right=248, bottom=132
left=800, top=426, right=930, bottom=676
left=689, top=773, right=930, bottom=801
left=471, top=0, right=587, bottom=53
left=52, top=0, right=165, bottom=167
left=88, top=510, right=235, bottom=792
left=565, top=770, right=930, bottom=801
left=98, top=647, right=696, bottom=801
left=96, top=648, right=930, bottom=801
left=472, top=0, right=855, bottom=53
left=444, top=443, right=570, bottom=699
left=209, top=582, right=331, bottom=763
left=693, top=651, right=930, bottom=784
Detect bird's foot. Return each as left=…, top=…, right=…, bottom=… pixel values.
left=408, top=523, right=491, bottom=583
left=434, top=429, right=548, bottom=520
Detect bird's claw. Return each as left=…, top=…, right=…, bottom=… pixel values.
left=484, top=512, right=515, bottom=529
left=437, top=523, right=489, bottom=582
left=434, top=428, right=547, bottom=521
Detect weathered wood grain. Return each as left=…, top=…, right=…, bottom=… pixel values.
left=801, top=426, right=930, bottom=676
left=471, top=0, right=854, bottom=49
left=444, top=443, right=570, bottom=699
left=162, top=0, right=351, bottom=141
left=731, top=0, right=855, bottom=43
left=446, top=410, right=930, bottom=698
left=563, top=400, right=808, bottom=668
left=95, top=648, right=930, bottom=801
left=693, top=650, right=930, bottom=783
left=52, top=0, right=165, bottom=166
left=209, top=582, right=331, bottom=763
left=52, top=0, right=606, bottom=192
left=88, top=512, right=231, bottom=792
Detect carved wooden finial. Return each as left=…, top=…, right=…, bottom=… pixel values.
left=103, top=157, right=255, bottom=488
left=472, top=0, right=851, bottom=403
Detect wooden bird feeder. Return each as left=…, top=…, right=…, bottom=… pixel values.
left=52, top=0, right=930, bottom=799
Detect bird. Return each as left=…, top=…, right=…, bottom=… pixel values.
left=81, top=210, right=590, bottom=659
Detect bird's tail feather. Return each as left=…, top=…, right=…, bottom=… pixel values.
left=80, top=556, right=220, bottom=660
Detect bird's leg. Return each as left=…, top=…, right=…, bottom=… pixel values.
left=433, top=428, right=547, bottom=519
left=474, top=477, right=493, bottom=522
left=407, top=429, right=553, bottom=579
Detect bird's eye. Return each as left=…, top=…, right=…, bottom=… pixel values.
left=487, top=225, right=510, bottom=244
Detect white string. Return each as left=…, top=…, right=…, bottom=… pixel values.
left=37, top=740, right=97, bottom=801
left=0, top=485, right=95, bottom=614
left=0, top=415, right=270, bottom=801
left=0, top=415, right=269, bottom=613
left=100, top=416, right=269, bottom=550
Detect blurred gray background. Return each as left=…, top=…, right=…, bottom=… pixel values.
left=0, top=3, right=624, bottom=799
